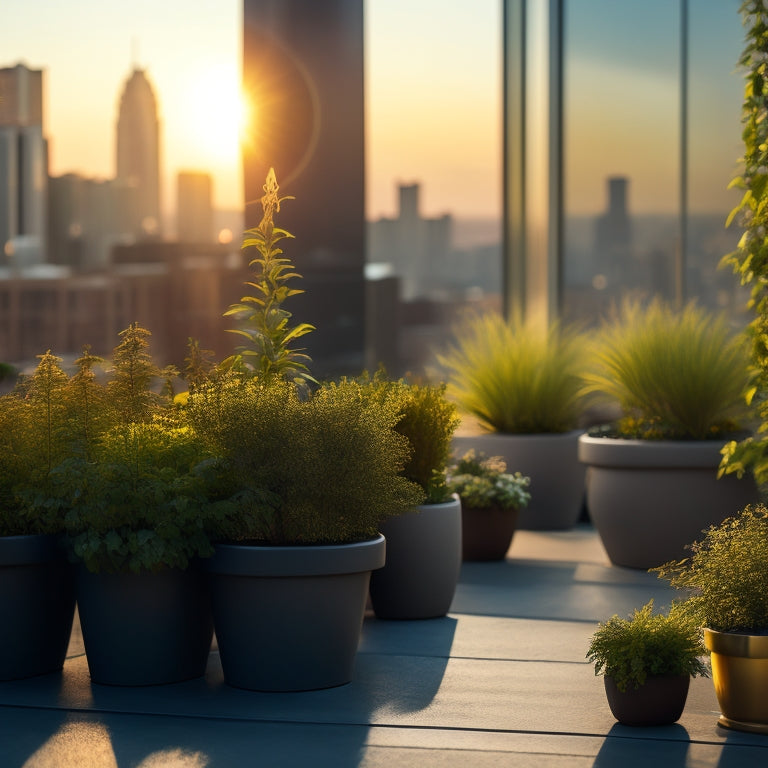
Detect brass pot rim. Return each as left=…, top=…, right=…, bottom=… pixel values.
left=704, top=627, right=768, bottom=658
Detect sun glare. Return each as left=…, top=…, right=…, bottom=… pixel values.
left=181, top=64, right=247, bottom=166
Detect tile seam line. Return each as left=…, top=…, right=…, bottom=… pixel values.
left=0, top=704, right=765, bottom=748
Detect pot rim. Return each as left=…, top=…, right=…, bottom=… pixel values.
left=704, top=627, right=768, bottom=658
left=206, top=533, right=386, bottom=577
left=0, top=533, right=64, bottom=566
left=578, top=433, right=727, bottom=469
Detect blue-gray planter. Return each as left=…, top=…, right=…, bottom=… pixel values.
left=0, top=534, right=76, bottom=681
left=77, top=564, right=213, bottom=686
left=207, top=535, right=385, bottom=691
left=369, top=497, right=462, bottom=619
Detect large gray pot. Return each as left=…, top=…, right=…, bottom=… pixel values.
left=207, top=535, right=385, bottom=691
left=0, top=534, right=75, bottom=681
left=452, top=431, right=585, bottom=530
left=77, top=564, right=213, bottom=686
left=579, top=435, right=759, bottom=570
left=369, top=496, right=462, bottom=619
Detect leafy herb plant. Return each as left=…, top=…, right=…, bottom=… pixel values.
left=586, top=600, right=709, bottom=693
left=653, top=504, right=768, bottom=633
left=224, top=167, right=315, bottom=389
left=438, top=312, right=586, bottom=434
left=447, top=450, right=531, bottom=511
left=583, top=298, right=751, bottom=440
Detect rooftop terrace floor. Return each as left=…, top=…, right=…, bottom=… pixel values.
left=1, top=525, right=766, bottom=767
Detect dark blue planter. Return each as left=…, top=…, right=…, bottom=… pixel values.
left=76, top=563, right=213, bottom=686
left=0, top=534, right=76, bottom=681
left=207, top=535, right=385, bottom=691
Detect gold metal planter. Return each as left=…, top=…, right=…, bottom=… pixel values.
left=704, top=628, right=768, bottom=734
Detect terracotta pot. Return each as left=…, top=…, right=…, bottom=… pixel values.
left=579, top=435, right=759, bottom=569
left=461, top=503, right=518, bottom=561
left=705, top=628, right=768, bottom=733
left=369, top=497, right=462, bottom=619
left=604, top=674, right=690, bottom=726
left=452, top=431, right=585, bottom=530
left=208, top=535, right=385, bottom=691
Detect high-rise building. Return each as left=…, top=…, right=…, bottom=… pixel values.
left=115, top=67, right=161, bottom=240
left=177, top=171, right=213, bottom=243
left=242, top=0, right=366, bottom=376
left=0, top=63, right=47, bottom=266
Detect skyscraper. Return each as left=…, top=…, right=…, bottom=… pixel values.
left=0, top=63, right=47, bottom=266
left=115, top=67, right=161, bottom=240
left=177, top=171, right=213, bottom=243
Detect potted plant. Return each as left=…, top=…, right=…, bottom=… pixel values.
left=37, top=325, right=222, bottom=686
left=586, top=599, right=708, bottom=726
left=446, top=450, right=531, bottom=561
left=439, top=313, right=588, bottom=530
left=654, top=504, right=768, bottom=733
left=578, top=298, right=757, bottom=569
left=365, top=375, right=462, bottom=620
left=188, top=169, right=424, bottom=690
left=0, top=352, right=77, bottom=681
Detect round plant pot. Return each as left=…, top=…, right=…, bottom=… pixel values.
left=77, top=563, right=213, bottom=686
left=461, top=503, right=519, bottom=561
left=578, top=435, right=759, bottom=570
left=0, top=534, right=76, bottom=681
left=369, top=496, right=462, bottom=619
left=705, top=629, right=768, bottom=733
left=452, top=431, right=585, bottom=530
left=604, top=674, right=690, bottom=726
left=207, top=535, right=385, bottom=691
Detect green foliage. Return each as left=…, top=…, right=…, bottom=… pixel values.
left=586, top=600, right=709, bottom=693
left=719, top=4, right=768, bottom=478
left=653, top=504, right=768, bottom=633
left=447, top=450, right=531, bottom=511
left=224, top=168, right=315, bottom=389
left=0, top=362, right=16, bottom=384
left=45, top=419, right=225, bottom=574
left=437, top=312, right=587, bottom=434
left=356, top=371, right=460, bottom=503
left=583, top=298, right=751, bottom=440
left=188, top=374, right=425, bottom=545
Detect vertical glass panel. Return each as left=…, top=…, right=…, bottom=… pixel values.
left=365, top=0, right=502, bottom=376
left=688, top=0, right=747, bottom=320
left=562, top=0, right=680, bottom=324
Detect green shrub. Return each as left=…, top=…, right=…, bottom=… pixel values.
left=437, top=312, right=587, bottom=434
left=583, top=299, right=751, bottom=440
left=586, top=600, right=709, bottom=693
left=447, top=450, right=530, bottom=511
left=188, top=375, right=425, bottom=545
left=653, top=504, right=768, bottom=633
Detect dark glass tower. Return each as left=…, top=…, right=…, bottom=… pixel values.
left=242, top=0, right=365, bottom=376
left=115, top=68, right=161, bottom=239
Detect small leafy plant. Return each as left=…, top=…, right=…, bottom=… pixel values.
left=586, top=600, right=709, bottom=693
left=188, top=375, right=425, bottom=545
left=583, top=298, right=751, bottom=440
left=438, top=313, right=587, bottom=434
left=447, top=450, right=530, bottom=511
left=653, top=504, right=768, bottom=633
left=223, top=167, right=315, bottom=389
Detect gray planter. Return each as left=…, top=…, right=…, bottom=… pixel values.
left=207, top=535, right=385, bottom=691
left=0, top=534, right=75, bottom=681
left=369, top=496, right=462, bottom=619
left=452, top=431, right=585, bottom=530
left=579, top=435, right=759, bottom=570
left=77, top=564, right=213, bottom=686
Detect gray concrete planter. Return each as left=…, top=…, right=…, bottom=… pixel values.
left=579, top=435, right=759, bottom=570
left=77, top=564, right=213, bottom=686
left=705, top=629, right=768, bottom=733
left=207, top=535, right=385, bottom=691
left=0, top=534, right=76, bottom=681
left=369, top=496, right=462, bottom=619
left=452, top=431, right=585, bottom=530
